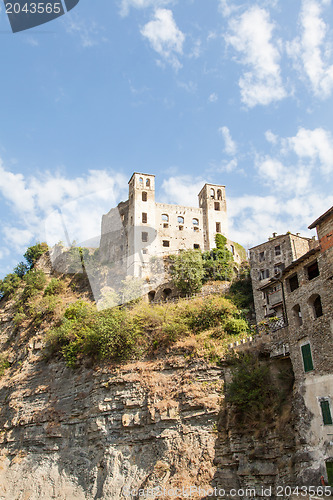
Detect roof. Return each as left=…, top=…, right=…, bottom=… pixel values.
left=249, top=232, right=311, bottom=251
left=308, top=205, right=333, bottom=229
left=282, top=246, right=320, bottom=275
left=128, top=172, right=156, bottom=184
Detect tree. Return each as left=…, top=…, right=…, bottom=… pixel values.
left=202, top=247, right=234, bottom=281
left=13, top=262, right=29, bottom=278
left=24, top=242, right=48, bottom=269
left=169, top=250, right=204, bottom=295
left=0, top=273, right=21, bottom=299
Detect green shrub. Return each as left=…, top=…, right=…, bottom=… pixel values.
left=24, top=242, right=48, bottom=269
left=0, top=273, right=22, bottom=299
left=226, top=353, right=277, bottom=418
left=44, top=278, right=65, bottom=296
left=222, top=317, right=249, bottom=335
left=0, top=355, right=10, bottom=377
left=22, top=269, right=47, bottom=300
left=13, top=262, right=29, bottom=278
left=169, top=250, right=204, bottom=295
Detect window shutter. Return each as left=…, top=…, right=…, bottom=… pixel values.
left=320, top=400, right=333, bottom=425
left=326, top=462, right=333, bottom=486
left=301, top=344, right=314, bottom=372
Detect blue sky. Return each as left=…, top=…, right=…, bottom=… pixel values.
left=1, top=0, right=333, bottom=277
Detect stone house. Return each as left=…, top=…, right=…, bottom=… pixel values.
left=250, top=206, right=333, bottom=486
left=249, top=233, right=317, bottom=324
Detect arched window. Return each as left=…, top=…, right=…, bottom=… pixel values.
left=178, top=216, right=184, bottom=224
left=146, top=178, right=150, bottom=187
left=192, top=218, right=199, bottom=226
left=162, top=214, right=169, bottom=222
left=139, top=177, right=143, bottom=185
left=142, top=191, right=147, bottom=201
left=217, top=189, right=222, bottom=200
left=210, top=188, right=215, bottom=199
left=292, top=304, right=303, bottom=326
left=308, top=294, right=323, bottom=319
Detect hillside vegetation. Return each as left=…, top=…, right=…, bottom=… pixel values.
left=0, top=242, right=253, bottom=370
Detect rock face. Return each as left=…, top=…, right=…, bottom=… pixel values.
left=0, top=351, right=222, bottom=499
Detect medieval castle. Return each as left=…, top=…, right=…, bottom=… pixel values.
left=99, top=172, right=240, bottom=278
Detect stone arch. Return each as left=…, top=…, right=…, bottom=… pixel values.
left=308, top=294, right=323, bottom=319
left=163, top=288, right=172, bottom=300
left=148, top=290, right=156, bottom=303
left=292, top=304, right=303, bottom=326
left=217, top=189, right=222, bottom=200
left=146, top=178, right=150, bottom=187
left=210, top=188, right=215, bottom=199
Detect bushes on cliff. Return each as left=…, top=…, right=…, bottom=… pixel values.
left=45, top=295, right=250, bottom=367
left=225, top=353, right=278, bottom=423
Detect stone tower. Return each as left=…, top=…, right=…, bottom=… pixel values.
left=127, top=173, right=157, bottom=276
left=198, top=184, right=228, bottom=251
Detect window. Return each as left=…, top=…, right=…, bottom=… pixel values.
left=142, top=232, right=148, bottom=243
left=163, top=223, right=169, bottom=228
left=192, top=218, right=199, bottom=226
left=139, top=177, right=143, bottom=185
left=142, top=212, right=147, bottom=223
left=301, top=343, right=314, bottom=372
left=162, top=214, right=169, bottom=222
left=274, top=263, right=285, bottom=276
left=194, top=244, right=200, bottom=249
left=288, top=274, right=299, bottom=292
left=216, top=222, right=221, bottom=233
left=163, top=240, right=170, bottom=247
left=259, top=251, right=265, bottom=262
left=179, top=225, right=183, bottom=231
left=313, top=296, right=323, bottom=318
left=307, top=260, right=319, bottom=280
left=326, top=461, right=333, bottom=486
left=143, top=248, right=148, bottom=255
left=275, top=245, right=281, bottom=256
left=142, top=191, right=147, bottom=202
left=214, top=202, right=220, bottom=211
left=320, top=399, right=333, bottom=425
left=217, top=189, right=222, bottom=200
left=259, top=269, right=269, bottom=280
left=194, top=227, right=199, bottom=232
left=230, top=245, right=234, bottom=255
left=210, top=188, right=215, bottom=199
left=292, top=304, right=303, bottom=326
left=178, top=216, right=184, bottom=224
left=146, top=178, right=150, bottom=187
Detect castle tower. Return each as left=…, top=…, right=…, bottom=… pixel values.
left=127, top=173, right=157, bottom=276
left=198, top=184, right=228, bottom=251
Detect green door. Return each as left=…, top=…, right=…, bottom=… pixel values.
left=301, top=343, right=314, bottom=372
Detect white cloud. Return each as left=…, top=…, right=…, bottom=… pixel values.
left=65, top=16, right=105, bottom=48
left=141, top=9, right=185, bottom=70
left=219, top=126, right=237, bottom=155
left=0, top=162, right=128, bottom=255
left=286, top=127, right=333, bottom=174
left=225, top=6, right=287, bottom=107
left=256, top=156, right=312, bottom=194
left=265, top=130, right=278, bottom=144
left=161, top=175, right=205, bottom=206
left=218, top=0, right=239, bottom=18
left=286, top=0, right=333, bottom=97
left=208, top=92, right=218, bottom=102
left=119, top=0, right=172, bottom=17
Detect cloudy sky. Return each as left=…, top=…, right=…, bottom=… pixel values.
left=1, top=0, right=333, bottom=276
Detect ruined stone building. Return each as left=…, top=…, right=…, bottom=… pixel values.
left=249, top=206, right=333, bottom=486
left=99, top=172, right=241, bottom=278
